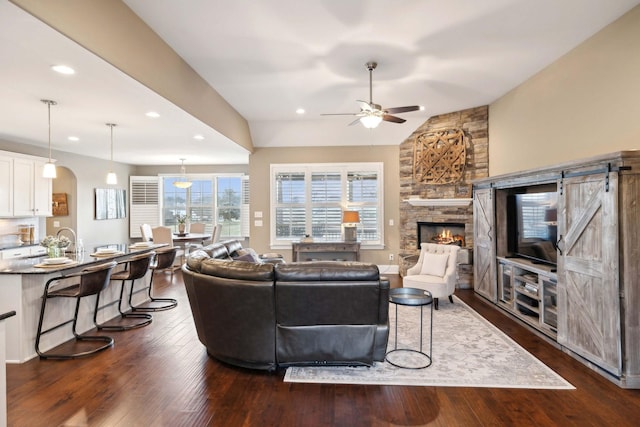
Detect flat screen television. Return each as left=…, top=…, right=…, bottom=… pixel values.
left=506, top=189, right=558, bottom=266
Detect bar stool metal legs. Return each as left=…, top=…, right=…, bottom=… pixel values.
left=129, top=247, right=178, bottom=312
left=94, top=252, right=154, bottom=331
left=35, top=261, right=117, bottom=359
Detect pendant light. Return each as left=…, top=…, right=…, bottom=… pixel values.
left=173, top=158, right=192, bottom=189
left=106, top=123, right=117, bottom=185
left=41, top=99, right=57, bottom=178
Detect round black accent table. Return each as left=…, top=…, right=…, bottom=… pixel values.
left=386, top=287, right=433, bottom=369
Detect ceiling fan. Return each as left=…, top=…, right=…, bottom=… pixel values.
left=322, top=61, right=421, bottom=128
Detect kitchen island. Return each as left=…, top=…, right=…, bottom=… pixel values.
left=0, top=242, right=165, bottom=363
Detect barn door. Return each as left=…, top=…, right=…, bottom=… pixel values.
left=473, top=187, right=497, bottom=302
left=557, top=171, right=621, bottom=376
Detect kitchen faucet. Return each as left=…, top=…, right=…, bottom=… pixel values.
left=56, top=227, right=77, bottom=251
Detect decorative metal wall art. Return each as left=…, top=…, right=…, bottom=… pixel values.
left=413, top=129, right=466, bottom=184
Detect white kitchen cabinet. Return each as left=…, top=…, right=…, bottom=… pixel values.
left=0, top=155, right=12, bottom=216
left=0, top=151, right=52, bottom=217
left=32, top=159, right=52, bottom=216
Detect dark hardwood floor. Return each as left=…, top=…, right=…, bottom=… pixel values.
left=7, top=271, right=640, bottom=426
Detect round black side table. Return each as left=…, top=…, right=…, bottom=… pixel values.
left=385, top=287, right=433, bottom=369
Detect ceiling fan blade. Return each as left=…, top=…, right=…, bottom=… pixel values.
left=320, top=113, right=359, bottom=116
left=384, top=105, right=421, bottom=114
left=356, top=100, right=373, bottom=111
left=382, top=114, right=406, bottom=124
left=348, top=117, right=362, bottom=126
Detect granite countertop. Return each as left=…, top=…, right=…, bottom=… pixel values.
left=0, top=242, right=167, bottom=275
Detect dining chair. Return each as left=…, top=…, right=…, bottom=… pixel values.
left=186, top=222, right=210, bottom=251
left=152, top=226, right=185, bottom=268
left=140, top=224, right=153, bottom=242
left=211, top=223, right=222, bottom=243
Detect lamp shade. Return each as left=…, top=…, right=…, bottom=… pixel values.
left=342, top=211, right=360, bottom=224
left=42, top=162, right=57, bottom=179
left=106, top=171, right=118, bottom=185
left=173, top=180, right=192, bottom=189
left=173, top=158, right=192, bottom=189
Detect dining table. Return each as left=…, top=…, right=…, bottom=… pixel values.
left=171, top=232, right=212, bottom=245
left=171, top=232, right=212, bottom=254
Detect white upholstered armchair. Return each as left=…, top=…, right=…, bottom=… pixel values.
left=403, top=243, right=460, bottom=309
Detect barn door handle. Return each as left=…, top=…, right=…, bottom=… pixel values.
left=556, top=235, right=564, bottom=256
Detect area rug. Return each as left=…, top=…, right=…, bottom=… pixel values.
left=284, top=296, right=574, bottom=389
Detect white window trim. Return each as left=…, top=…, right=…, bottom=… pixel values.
left=158, top=172, right=249, bottom=238
left=270, top=162, right=384, bottom=250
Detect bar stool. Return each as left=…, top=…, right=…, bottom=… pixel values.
left=129, top=246, right=178, bottom=312
left=35, top=261, right=117, bottom=359
left=94, top=252, right=154, bottom=331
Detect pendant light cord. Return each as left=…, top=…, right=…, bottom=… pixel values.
left=108, top=123, right=116, bottom=167
left=47, top=102, right=51, bottom=162
left=41, top=99, right=57, bottom=162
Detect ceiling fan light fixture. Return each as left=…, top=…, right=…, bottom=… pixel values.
left=174, top=158, right=193, bottom=189
left=360, top=114, right=382, bottom=129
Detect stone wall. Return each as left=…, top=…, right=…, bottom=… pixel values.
left=398, top=105, right=489, bottom=287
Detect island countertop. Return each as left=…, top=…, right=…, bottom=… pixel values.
left=0, top=242, right=166, bottom=275
left=0, top=242, right=170, bottom=363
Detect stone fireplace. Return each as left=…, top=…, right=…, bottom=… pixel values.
left=398, top=106, right=489, bottom=288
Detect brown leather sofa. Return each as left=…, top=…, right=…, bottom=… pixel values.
left=198, top=239, right=285, bottom=264
left=182, top=250, right=390, bottom=370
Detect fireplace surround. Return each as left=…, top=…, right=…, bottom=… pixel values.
left=397, top=105, right=489, bottom=289
left=417, top=222, right=466, bottom=247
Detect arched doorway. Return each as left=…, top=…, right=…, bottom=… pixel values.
left=46, top=166, right=77, bottom=237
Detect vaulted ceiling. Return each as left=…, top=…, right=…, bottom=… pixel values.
left=1, top=0, right=638, bottom=165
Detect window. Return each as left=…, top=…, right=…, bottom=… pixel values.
left=160, top=174, right=248, bottom=238
left=271, top=163, right=383, bottom=247
left=216, top=177, right=244, bottom=239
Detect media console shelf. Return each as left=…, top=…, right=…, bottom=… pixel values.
left=497, top=257, right=557, bottom=338
left=473, top=151, right=640, bottom=388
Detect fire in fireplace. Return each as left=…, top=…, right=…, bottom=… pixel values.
left=417, top=222, right=465, bottom=246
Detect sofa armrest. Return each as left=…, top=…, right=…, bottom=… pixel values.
left=378, top=277, right=390, bottom=324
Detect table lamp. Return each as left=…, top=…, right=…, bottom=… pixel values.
left=342, top=211, right=360, bottom=242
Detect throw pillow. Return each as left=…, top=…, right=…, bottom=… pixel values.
left=234, top=253, right=258, bottom=262
left=419, top=252, right=449, bottom=277
left=233, top=248, right=261, bottom=263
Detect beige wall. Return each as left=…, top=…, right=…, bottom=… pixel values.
left=248, top=145, right=400, bottom=265
left=489, top=5, right=640, bottom=176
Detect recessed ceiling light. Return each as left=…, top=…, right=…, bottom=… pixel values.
left=193, top=134, right=205, bottom=141
left=419, top=106, right=425, bottom=111
left=146, top=111, right=160, bottom=118
left=296, top=108, right=305, bottom=115
left=67, top=136, right=79, bottom=141
left=51, top=65, right=75, bottom=75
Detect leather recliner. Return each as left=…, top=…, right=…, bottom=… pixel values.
left=182, top=251, right=389, bottom=370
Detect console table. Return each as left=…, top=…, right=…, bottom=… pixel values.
left=292, top=242, right=360, bottom=262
